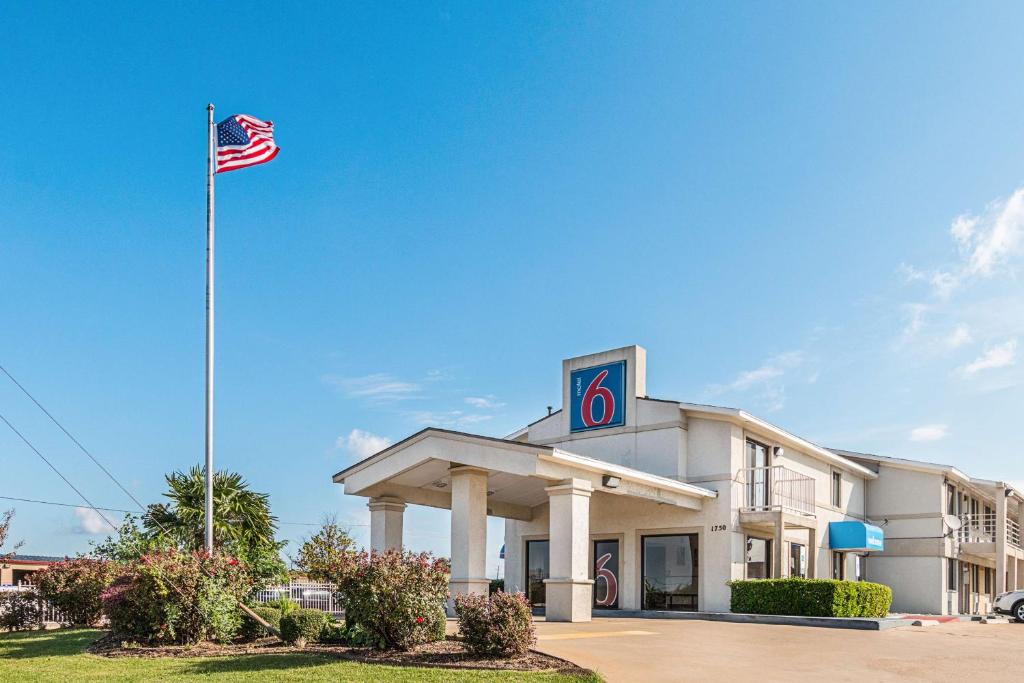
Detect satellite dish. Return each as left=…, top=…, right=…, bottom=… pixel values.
left=944, top=515, right=963, bottom=531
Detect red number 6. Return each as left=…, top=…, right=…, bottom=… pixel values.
left=581, top=370, right=615, bottom=427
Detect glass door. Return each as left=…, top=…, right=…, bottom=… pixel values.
left=593, top=540, right=620, bottom=609
left=642, top=534, right=699, bottom=611
left=525, top=540, right=549, bottom=611
left=746, top=440, right=770, bottom=509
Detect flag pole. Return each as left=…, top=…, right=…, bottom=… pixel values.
left=204, top=103, right=215, bottom=556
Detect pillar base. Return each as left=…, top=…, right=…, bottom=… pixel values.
left=447, top=578, right=491, bottom=616
left=543, top=578, right=594, bottom=622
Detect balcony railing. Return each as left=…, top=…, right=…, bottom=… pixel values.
left=738, top=465, right=815, bottom=517
left=958, top=513, right=1022, bottom=549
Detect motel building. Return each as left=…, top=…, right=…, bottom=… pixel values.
left=333, top=345, right=893, bottom=621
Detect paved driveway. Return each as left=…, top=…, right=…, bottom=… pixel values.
left=533, top=617, right=1024, bottom=682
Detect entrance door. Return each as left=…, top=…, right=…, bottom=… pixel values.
left=525, top=540, right=549, bottom=611
left=642, top=534, right=699, bottom=611
left=745, top=440, right=770, bottom=509
left=593, top=540, right=620, bottom=609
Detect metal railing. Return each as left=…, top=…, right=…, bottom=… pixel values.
left=251, top=580, right=341, bottom=616
left=958, top=513, right=1022, bottom=549
left=738, top=465, right=815, bottom=517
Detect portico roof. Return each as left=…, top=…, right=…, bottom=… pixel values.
left=332, top=428, right=717, bottom=520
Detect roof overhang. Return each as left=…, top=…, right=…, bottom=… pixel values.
left=333, top=428, right=717, bottom=520
left=677, top=403, right=878, bottom=479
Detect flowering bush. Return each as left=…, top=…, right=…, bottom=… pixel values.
left=0, top=590, right=41, bottom=631
left=455, top=591, right=535, bottom=658
left=280, top=608, right=329, bottom=647
left=335, top=549, right=450, bottom=651
left=34, top=558, right=119, bottom=626
left=102, top=550, right=254, bottom=644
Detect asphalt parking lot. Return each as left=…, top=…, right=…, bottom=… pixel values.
left=532, top=617, right=1024, bottom=682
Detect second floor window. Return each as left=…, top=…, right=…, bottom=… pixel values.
left=831, top=470, right=842, bottom=508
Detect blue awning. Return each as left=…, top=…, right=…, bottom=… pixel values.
left=829, top=521, right=884, bottom=552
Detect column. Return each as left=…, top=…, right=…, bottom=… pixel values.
left=368, top=497, right=405, bottom=552
left=773, top=511, right=786, bottom=578
left=996, top=485, right=1008, bottom=595
left=807, top=527, right=817, bottom=578
left=544, top=478, right=594, bottom=622
left=449, top=466, right=489, bottom=600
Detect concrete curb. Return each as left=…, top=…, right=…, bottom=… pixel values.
left=592, top=609, right=912, bottom=631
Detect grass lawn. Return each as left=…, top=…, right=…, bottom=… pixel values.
left=0, top=629, right=601, bottom=682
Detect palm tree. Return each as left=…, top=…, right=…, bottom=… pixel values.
left=144, top=466, right=277, bottom=551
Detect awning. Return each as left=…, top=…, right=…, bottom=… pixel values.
left=829, top=521, right=884, bottom=552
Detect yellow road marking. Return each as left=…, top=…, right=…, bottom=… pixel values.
left=537, top=630, right=658, bottom=641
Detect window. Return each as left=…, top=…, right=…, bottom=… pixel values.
left=642, top=534, right=699, bottom=611
left=947, top=558, right=958, bottom=591
left=946, top=484, right=957, bottom=516
left=789, top=543, right=806, bottom=578
left=525, top=540, right=549, bottom=609
left=853, top=555, right=863, bottom=582
left=831, top=551, right=845, bottom=580
left=593, top=540, right=619, bottom=609
left=745, top=537, right=772, bottom=579
left=831, top=471, right=842, bottom=508
left=984, top=567, right=993, bottom=597
left=984, top=505, right=994, bottom=537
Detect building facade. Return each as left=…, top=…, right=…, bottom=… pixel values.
left=333, top=345, right=887, bottom=620
left=834, top=450, right=1024, bottom=615
left=0, top=555, right=61, bottom=586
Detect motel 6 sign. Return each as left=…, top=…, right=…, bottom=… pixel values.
left=570, top=361, right=626, bottom=432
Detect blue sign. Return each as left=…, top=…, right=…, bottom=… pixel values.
left=570, top=361, right=626, bottom=432
left=828, top=521, right=884, bottom=552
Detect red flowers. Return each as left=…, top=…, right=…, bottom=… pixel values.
left=228, top=558, right=239, bottom=566
left=415, top=616, right=425, bottom=624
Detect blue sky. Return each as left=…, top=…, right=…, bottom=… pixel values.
left=2, top=3, right=1024, bottom=576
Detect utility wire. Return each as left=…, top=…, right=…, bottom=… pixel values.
left=0, top=410, right=122, bottom=534
left=0, top=495, right=341, bottom=528
left=0, top=363, right=150, bottom=515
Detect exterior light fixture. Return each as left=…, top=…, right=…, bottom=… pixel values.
left=431, top=480, right=448, bottom=489
left=773, top=446, right=785, bottom=457
left=602, top=475, right=621, bottom=489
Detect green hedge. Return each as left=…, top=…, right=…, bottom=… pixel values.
left=729, top=578, right=892, bottom=618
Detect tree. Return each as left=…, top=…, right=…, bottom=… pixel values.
left=92, top=515, right=171, bottom=563
left=1, top=509, right=23, bottom=561
left=142, top=466, right=287, bottom=586
left=293, top=517, right=355, bottom=582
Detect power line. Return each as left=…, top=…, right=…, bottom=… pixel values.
left=0, top=495, right=133, bottom=515
left=0, top=363, right=149, bottom=515
left=0, top=410, right=122, bottom=534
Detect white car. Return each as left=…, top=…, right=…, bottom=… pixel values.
left=994, top=590, right=1024, bottom=621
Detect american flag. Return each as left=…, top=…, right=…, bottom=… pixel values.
left=215, top=114, right=279, bottom=173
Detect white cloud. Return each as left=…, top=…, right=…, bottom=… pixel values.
left=464, top=396, right=505, bottom=410
left=407, top=410, right=493, bottom=427
left=324, top=373, right=421, bottom=402
left=73, top=507, right=115, bottom=535
left=905, top=187, right=1024, bottom=300
left=945, top=324, right=972, bottom=349
left=707, top=351, right=806, bottom=412
left=909, top=424, right=948, bottom=442
left=959, top=339, right=1018, bottom=376
left=335, top=429, right=392, bottom=459
left=897, top=303, right=929, bottom=344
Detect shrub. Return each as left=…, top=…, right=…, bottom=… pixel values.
left=0, top=590, right=41, bottom=631
left=34, top=558, right=119, bottom=626
left=102, top=550, right=254, bottom=644
left=262, top=596, right=299, bottom=615
left=280, top=608, right=329, bottom=646
left=238, top=606, right=281, bottom=642
left=425, top=602, right=448, bottom=643
left=455, top=591, right=535, bottom=658
left=729, top=578, right=892, bottom=618
left=319, top=619, right=347, bottom=644
left=337, top=550, right=450, bottom=651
